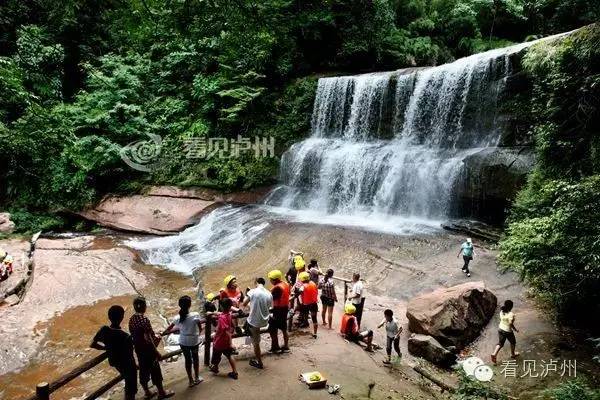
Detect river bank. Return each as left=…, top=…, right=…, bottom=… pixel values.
left=1, top=219, right=598, bottom=400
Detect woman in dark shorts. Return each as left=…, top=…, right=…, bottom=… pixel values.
left=318, top=269, right=337, bottom=329
left=491, top=300, right=520, bottom=364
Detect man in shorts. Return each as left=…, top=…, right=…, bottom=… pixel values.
left=267, top=269, right=290, bottom=352
left=243, top=277, right=273, bottom=369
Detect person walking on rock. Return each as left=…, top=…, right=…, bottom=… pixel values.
left=243, top=277, right=273, bottom=369
left=349, top=273, right=366, bottom=328
left=129, top=297, right=174, bottom=399
left=457, top=238, right=475, bottom=277
left=377, top=309, right=402, bottom=364
left=491, top=300, right=520, bottom=364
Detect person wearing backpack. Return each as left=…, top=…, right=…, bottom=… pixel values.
left=457, top=238, right=475, bottom=277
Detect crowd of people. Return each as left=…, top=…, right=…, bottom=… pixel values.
left=90, top=244, right=519, bottom=399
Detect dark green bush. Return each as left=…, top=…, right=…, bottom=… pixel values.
left=500, top=25, right=600, bottom=325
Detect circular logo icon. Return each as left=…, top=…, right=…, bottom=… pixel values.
left=462, top=356, right=485, bottom=376
left=474, top=364, right=494, bottom=382
left=120, top=133, right=162, bottom=172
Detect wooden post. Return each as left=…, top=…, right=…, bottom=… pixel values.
left=36, top=382, right=49, bottom=400
left=204, top=314, right=212, bottom=366
left=343, top=282, right=348, bottom=303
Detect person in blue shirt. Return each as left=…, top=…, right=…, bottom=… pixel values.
left=457, top=238, right=475, bottom=277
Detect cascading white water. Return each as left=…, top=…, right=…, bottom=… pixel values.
left=265, top=45, right=521, bottom=220
left=126, top=206, right=270, bottom=274
left=128, top=35, right=567, bottom=274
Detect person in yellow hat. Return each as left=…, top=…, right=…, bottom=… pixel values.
left=286, top=250, right=305, bottom=285
left=219, top=275, right=244, bottom=308
left=267, top=269, right=290, bottom=352
left=219, top=275, right=244, bottom=336
left=340, top=303, right=373, bottom=351
left=297, top=271, right=319, bottom=338
left=203, top=293, right=218, bottom=314
left=288, top=254, right=308, bottom=328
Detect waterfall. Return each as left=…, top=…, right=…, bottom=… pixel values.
left=128, top=35, right=568, bottom=274
left=264, top=45, right=521, bottom=220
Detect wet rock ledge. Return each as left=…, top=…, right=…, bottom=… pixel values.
left=79, top=185, right=272, bottom=235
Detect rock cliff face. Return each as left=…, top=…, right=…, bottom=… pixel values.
left=453, top=147, right=535, bottom=225
left=79, top=185, right=271, bottom=235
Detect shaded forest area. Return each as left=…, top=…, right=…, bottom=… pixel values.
left=1, top=0, right=597, bottom=213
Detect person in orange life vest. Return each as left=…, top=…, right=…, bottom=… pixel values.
left=219, top=275, right=244, bottom=308
left=297, top=272, right=319, bottom=338
left=340, top=303, right=373, bottom=352
left=267, top=269, right=290, bottom=352
left=219, top=275, right=245, bottom=335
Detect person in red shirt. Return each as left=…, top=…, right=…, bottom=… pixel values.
left=340, top=303, right=373, bottom=352
left=297, top=271, right=319, bottom=338
left=208, top=298, right=238, bottom=380
left=267, top=269, right=290, bottom=352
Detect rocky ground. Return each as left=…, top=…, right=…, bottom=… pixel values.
left=0, top=218, right=598, bottom=400
left=0, top=234, right=148, bottom=397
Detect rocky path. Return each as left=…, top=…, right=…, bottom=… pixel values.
left=0, top=235, right=147, bottom=376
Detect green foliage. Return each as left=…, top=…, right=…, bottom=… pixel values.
left=15, top=25, right=64, bottom=102
left=453, top=370, right=507, bottom=400
left=500, top=25, right=600, bottom=324
left=8, top=209, right=67, bottom=234
left=544, top=379, right=600, bottom=400
left=0, top=0, right=598, bottom=222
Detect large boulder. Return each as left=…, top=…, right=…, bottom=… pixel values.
left=0, top=213, right=15, bottom=234
left=408, top=334, right=457, bottom=368
left=406, top=281, right=497, bottom=349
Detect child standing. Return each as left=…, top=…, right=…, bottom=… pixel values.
left=91, top=305, right=137, bottom=400
left=377, top=309, right=402, bottom=364
left=209, top=298, right=238, bottom=379
left=162, top=295, right=204, bottom=387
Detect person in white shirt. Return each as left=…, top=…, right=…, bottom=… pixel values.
left=377, top=309, right=403, bottom=364
left=348, top=273, right=366, bottom=328
left=162, top=296, right=204, bottom=387
left=243, top=277, right=273, bottom=369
